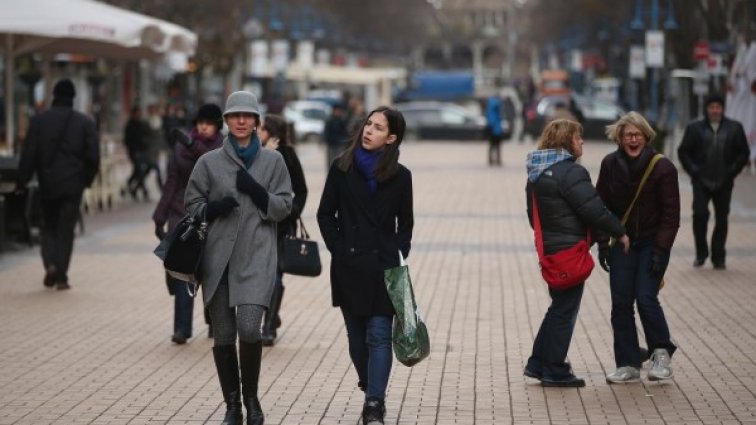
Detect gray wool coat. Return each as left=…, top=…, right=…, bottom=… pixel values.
left=185, top=138, right=292, bottom=309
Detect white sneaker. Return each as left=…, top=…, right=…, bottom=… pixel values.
left=648, top=348, right=673, bottom=381
left=606, top=366, right=641, bottom=383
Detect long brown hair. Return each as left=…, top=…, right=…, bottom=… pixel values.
left=261, top=114, right=290, bottom=147
left=336, top=106, right=406, bottom=182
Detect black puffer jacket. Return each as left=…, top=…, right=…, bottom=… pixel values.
left=526, top=158, right=624, bottom=254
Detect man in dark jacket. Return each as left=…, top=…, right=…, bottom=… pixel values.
left=323, top=103, right=349, bottom=168
left=17, top=79, right=100, bottom=290
left=677, top=94, right=750, bottom=269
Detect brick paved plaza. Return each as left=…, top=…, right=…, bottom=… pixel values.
left=1, top=140, right=755, bottom=424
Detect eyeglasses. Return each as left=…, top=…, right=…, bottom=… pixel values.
left=622, top=132, right=644, bottom=141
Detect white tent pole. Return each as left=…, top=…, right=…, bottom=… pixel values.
left=4, top=34, right=15, bottom=154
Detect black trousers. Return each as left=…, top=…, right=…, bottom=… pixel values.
left=692, top=181, right=733, bottom=264
left=40, top=193, right=82, bottom=283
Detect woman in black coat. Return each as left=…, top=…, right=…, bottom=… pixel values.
left=524, top=118, right=628, bottom=387
left=152, top=103, right=224, bottom=344
left=257, top=114, right=308, bottom=346
left=317, top=106, right=413, bottom=425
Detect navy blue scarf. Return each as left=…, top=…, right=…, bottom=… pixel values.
left=230, top=133, right=260, bottom=169
left=354, top=145, right=381, bottom=193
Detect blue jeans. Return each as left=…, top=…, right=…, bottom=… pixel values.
left=609, top=240, right=676, bottom=368
left=526, top=282, right=584, bottom=380
left=341, top=309, right=393, bottom=401
left=172, top=278, right=195, bottom=336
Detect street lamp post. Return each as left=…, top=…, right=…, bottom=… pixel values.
left=631, top=0, right=677, bottom=124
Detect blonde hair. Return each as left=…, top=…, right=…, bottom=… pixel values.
left=538, top=119, right=583, bottom=156
left=605, top=111, right=656, bottom=144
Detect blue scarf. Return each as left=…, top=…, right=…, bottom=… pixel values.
left=354, top=145, right=381, bottom=193
left=525, top=149, right=574, bottom=182
left=230, top=133, right=260, bottom=169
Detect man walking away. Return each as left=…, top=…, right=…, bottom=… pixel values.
left=324, top=103, right=349, bottom=168
left=16, top=79, right=100, bottom=290
left=677, top=94, right=750, bottom=270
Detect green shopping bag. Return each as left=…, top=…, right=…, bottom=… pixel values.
left=384, top=253, right=430, bottom=367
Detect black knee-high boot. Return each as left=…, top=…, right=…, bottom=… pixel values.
left=239, top=340, right=264, bottom=425
left=212, top=345, right=243, bottom=425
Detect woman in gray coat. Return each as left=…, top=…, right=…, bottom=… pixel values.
left=185, top=91, right=292, bottom=425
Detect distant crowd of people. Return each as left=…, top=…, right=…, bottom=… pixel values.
left=15, top=76, right=753, bottom=425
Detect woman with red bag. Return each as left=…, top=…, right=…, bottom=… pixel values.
left=524, top=119, right=629, bottom=387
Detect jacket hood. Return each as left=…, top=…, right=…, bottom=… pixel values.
left=526, top=149, right=574, bottom=182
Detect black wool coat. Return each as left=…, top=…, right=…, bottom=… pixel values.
left=18, top=105, right=99, bottom=200
left=317, top=162, right=414, bottom=317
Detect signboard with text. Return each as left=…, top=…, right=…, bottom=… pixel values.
left=629, top=46, right=646, bottom=78
left=645, top=30, right=664, bottom=68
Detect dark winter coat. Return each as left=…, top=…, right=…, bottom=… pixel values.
left=526, top=157, right=624, bottom=254
left=324, top=115, right=349, bottom=148
left=317, top=162, right=414, bottom=317
left=596, top=147, right=680, bottom=253
left=18, top=105, right=99, bottom=200
left=152, top=131, right=223, bottom=230
left=123, top=117, right=149, bottom=161
left=276, top=144, right=308, bottom=239
left=677, top=116, right=750, bottom=191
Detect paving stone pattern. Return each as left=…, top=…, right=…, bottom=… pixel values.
left=1, top=140, right=755, bottom=425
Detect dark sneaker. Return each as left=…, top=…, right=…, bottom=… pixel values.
left=362, top=399, right=385, bottom=425
left=171, top=332, right=190, bottom=344
left=523, top=367, right=542, bottom=380
left=713, top=262, right=726, bottom=270
left=43, top=266, right=57, bottom=287
left=55, top=282, right=71, bottom=290
left=693, top=258, right=706, bottom=267
left=541, top=375, right=586, bottom=387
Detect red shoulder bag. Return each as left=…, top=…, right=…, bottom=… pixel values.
left=531, top=193, right=594, bottom=290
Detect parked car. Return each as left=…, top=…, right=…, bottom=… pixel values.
left=396, top=101, right=510, bottom=141
left=283, top=100, right=331, bottom=143
left=523, top=94, right=625, bottom=140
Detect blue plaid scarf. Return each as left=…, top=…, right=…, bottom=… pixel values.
left=526, top=149, right=574, bottom=182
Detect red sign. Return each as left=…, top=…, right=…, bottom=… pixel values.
left=694, top=40, right=710, bottom=61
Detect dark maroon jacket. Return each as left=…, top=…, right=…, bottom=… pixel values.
left=596, top=147, right=680, bottom=253
left=152, top=130, right=223, bottom=229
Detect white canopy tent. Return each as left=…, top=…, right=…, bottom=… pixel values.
left=1, top=0, right=197, bottom=152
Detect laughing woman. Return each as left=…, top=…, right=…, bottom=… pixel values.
left=317, top=106, right=414, bottom=425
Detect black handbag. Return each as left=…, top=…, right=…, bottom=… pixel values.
left=154, top=211, right=207, bottom=294
left=279, top=218, right=322, bottom=277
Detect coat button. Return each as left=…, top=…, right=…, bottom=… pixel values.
left=349, top=248, right=355, bottom=253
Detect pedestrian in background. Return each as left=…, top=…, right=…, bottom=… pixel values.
left=185, top=91, right=292, bottom=425
left=485, top=94, right=504, bottom=166
left=123, top=105, right=150, bottom=200
left=524, top=118, right=628, bottom=387
left=143, top=103, right=165, bottom=193
left=317, top=106, right=413, bottom=425
left=258, top=114, right=308, bottom=346
left=677, top=94, right=750, bottom=269
left=153, top=103, right=224, bottom=344
left=16, top=78, right=100, bottom=290
left=324, top=103, right=350, bottom=168
left=597, top=111, right=680, bottom=383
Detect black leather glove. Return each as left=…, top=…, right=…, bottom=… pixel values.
left=236, top=169, right=269, bottom=214
left=648, top=249, right=670, bottom=279
left=170, top=127, right=193, bottom=147
left=598, top=245, right=611, bottom=272
left=154, top=222, right=167, bottom=240
left=206, top=196, right=239, bottom=222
